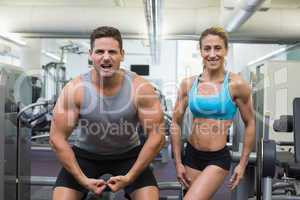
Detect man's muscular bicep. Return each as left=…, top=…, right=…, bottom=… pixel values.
left=135, top=79, right=164, bottom=135
left=50, top=82, right=80, bottom=138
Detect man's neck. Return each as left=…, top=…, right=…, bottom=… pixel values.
left=93, top=69, right=123, bottom=89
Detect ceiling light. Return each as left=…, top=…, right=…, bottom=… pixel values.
left=0, top=32, right=27, bottom=46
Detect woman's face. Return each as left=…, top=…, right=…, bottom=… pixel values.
left=200, top=34, right=228, bottom=71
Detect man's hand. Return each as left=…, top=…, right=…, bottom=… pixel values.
left=176, top=163, right=191, bottom=188
left=228, top=163, right=246, bottom=190
left=107, top=175, right=131, bottom=192
left=82, top=178, right=107, bottom=195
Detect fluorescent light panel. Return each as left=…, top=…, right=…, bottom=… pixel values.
left=0, top=32, right=27, bottom=46
left=247, top=43, right=300, bottom=66
left=41, top=50, right=60, bottom=61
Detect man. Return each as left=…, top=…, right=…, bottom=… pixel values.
left=49, top=26, right=165, bottom=200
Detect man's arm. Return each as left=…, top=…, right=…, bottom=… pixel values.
left=49, top=79, right=106, bottom=194
left=107, top=77, right=165, bottom=192
left=229, top=77, right=255, bottom=190
left=49, top=80, right=85, bottom=181
left=127, top=77, right=165, bottom=181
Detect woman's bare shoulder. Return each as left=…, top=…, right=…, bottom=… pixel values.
left=179, top=75, right=197, bottom=94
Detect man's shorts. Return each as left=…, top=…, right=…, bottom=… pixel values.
left=182, top=142, right=231, bottom=171
left=54, top=145, right=158, bottom=198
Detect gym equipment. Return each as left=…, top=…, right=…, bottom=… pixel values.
left=270, top=98, right=300, bottom=199
left=43, top=62, right=66, bottom=100
left=230, top=67, right=277, bottom=200
left=232, top=97, right=300, bottom=200
left=0, top=64, right=32, bottom=200
left=17, top=99, right=54, bottom=132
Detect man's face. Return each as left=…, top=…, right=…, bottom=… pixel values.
left=89, top=37, right=124, bottom=78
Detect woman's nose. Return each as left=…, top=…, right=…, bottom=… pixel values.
left=209, top=49, right=216, bottom=57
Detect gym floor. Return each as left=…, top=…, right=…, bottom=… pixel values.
left=30, top=148, right=232, bottom=200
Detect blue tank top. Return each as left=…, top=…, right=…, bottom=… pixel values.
left=188, top=72, right=237, bottom=120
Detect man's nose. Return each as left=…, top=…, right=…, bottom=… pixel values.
left=103, top=52, right=111, bottom=60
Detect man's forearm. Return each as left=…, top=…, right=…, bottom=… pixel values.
left=126, top=132, right=165, bottom=181
left=50, top=138, right=87, bottom=185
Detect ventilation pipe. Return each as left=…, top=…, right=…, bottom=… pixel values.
left=144, top=0, right=162, bottom=64
left=224, top=0, right=267, bottom=32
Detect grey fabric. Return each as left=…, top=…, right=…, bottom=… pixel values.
left=75, top=69, right=141, bottom=155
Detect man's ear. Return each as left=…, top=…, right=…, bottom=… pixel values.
left=121, top=49, right=125, bottom=61
left=88, top=49, right=93, bottom=61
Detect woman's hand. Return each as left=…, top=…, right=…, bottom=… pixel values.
left=176, top=163, right=191, bottom=188
left=228, top=163, right=246, bottom=190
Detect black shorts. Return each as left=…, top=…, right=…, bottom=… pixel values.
left=182, top=142, right=231, bottom=171
left=54, top=145, right=158, bottom=198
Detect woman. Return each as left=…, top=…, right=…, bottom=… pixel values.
left=171, top=27, right=255, bottom=200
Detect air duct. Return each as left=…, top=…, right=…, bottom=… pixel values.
left=224, top=0, right=267, bottom=32
left=144, top=0, right=162, bottom=64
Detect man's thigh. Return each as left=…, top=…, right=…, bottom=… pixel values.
left=52, top=186, right=84, bottom=200
left=108, top=158, right=158, bottom=197
left=54, top=156, right=106, bottom=196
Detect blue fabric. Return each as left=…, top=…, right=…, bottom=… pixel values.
left=188, top=72, right=237, bottom=120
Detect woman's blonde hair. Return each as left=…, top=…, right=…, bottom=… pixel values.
left=199, top=27, right=229, bottom=49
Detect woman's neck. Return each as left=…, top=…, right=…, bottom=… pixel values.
left=202, top=67, right=225, bottom=82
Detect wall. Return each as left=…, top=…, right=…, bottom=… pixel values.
left=64, top=39, right=178, bottom=105
left=287, top=48, right=300, bottom=61
left=263, top=60, right=300, bottom=143
left=232, top=43, right=286, bottom=72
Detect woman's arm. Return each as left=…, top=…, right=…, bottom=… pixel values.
left=171, top=78, right=193, bottom=187
left=229, top=75, right=256, bottom=190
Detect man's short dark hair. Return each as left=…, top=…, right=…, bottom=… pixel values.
left=90, top=26, right=123, bottom=50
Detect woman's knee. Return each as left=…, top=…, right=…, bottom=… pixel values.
left=130, top=186, right=159, bottom=200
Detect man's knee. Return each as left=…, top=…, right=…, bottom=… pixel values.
left=52, top=186, right=84, bottom=200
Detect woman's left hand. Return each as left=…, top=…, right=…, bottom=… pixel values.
left=228, top=163, right=246, bottom=190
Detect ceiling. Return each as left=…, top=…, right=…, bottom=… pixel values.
left=0, top=0, right=300, bottom=43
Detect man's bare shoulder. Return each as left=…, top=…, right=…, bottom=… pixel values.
left=130, top=74, right=155, bottom=94
left=65, top=75, right=82, bottom=88
left=58, top=75, right=84, bottom=108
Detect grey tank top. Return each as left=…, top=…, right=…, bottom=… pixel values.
left=74, top=69, right=141, bottom=155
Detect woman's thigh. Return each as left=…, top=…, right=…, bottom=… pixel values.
left=184, top=165, right=202, bottom=185
left=184, top=165, right=229, bottom=200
